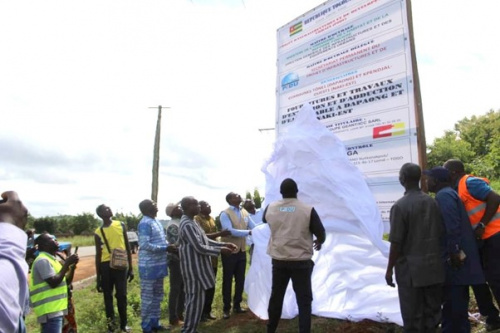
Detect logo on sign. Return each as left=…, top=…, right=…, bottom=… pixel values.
left=281, top=73, right=299, bottom=91
left=289, top=22, right=303, bottom=36
left=373, top=122, right=406, bottom=139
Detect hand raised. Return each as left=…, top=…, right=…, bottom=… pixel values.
left=0, top=191, right=28, bottom=230
left=220, top=247, right=233, bottom=256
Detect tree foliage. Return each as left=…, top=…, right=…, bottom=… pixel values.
left=245, top=188, right=264, bottom=209
left=427, top=109, right=500, bottom=180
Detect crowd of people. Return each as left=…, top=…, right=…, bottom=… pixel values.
left=386, top=159, right=500, bottom=333
left=2, top=156, right=499, bottom=333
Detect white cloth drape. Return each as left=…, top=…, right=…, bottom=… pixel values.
left=245, top=103, right=403, bottom=325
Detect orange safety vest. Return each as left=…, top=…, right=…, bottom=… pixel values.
left=457, top=175, right=500, bottom=239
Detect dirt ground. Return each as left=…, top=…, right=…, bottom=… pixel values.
left=72, top=253, right=138, bottom=289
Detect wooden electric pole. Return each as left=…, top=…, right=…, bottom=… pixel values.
left=149, top=105, right=170, bottom=203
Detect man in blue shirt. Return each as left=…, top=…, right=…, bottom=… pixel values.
left=138, top=199, right=175, bottom=333
left=425, top=166, right=485, bottom=332
left=219, top=192, right=257, bottom=319
left=445, top=159, right=500, bottom=331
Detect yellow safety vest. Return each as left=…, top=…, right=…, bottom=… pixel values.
left=29, top=252, right=68, bottom=318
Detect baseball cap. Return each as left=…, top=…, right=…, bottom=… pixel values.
left=423, top=166, right=451, bottom=182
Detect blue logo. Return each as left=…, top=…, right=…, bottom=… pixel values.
left=281, top=73, right=299, bottom=91
left=279, top=206, right=296, bottom=212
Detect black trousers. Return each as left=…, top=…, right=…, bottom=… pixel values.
left=100, top=262, right=128, bottom=329
left=168, top=259, right=185, bottom=323
left=484, top=232, right=500, bottom=308
left=397, top=283, right=442, bottom=333
left=203, top=265, right=218, bottom=315
left=221, top=251, right=246, bottom=311
left=442, top=284, right=470, bottom=333
left=267, top=259, right=314, bottom=333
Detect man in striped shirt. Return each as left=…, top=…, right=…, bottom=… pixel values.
left=178, top=196, right=236, bottom=333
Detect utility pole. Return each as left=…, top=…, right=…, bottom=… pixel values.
left=149, top=105, right=170, bottom=203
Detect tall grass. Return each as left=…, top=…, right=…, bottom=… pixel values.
left=25, top=262, right=402, bottom=333
left=57, top=235, right=95, bottom=247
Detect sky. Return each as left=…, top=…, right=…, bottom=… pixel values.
left=1, top=0, right=499, bottom=219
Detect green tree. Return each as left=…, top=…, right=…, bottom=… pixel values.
left=427, top=109, right=500, bottom=179
left=426, top=130, right=474, bottom=168
left=72, top=213, right=99, bottom=235
left=114, top=212, right=141, bottom=231
left=33, top=217, right=57, bottom=234
left=253, top=188, right=264, bottom=209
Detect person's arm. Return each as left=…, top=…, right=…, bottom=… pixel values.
left=0, top=191, right=28, bottom=230
left=480, top=191, right=500, bottom=226
left=182, top=224, right=222, bottom=257
left=435, top=191, right=462, bottom=267
left=220, top=211, right=251, bottom=237
left=385, top=242, right=400, bottom=287
left=138, top=220, right=167, bottom=252
left=262, top=205, right=269, bottom=223
left=94, top=233, right=103, bottom=291
left=206, top=229, right=231, bottom=240
left=309, top=208, right=326, bottom=250
left=121, top=223, right=134, bottom=282
left=385, top=204, right=406, bottom=287
left=43, top=254, right=79, bottom=288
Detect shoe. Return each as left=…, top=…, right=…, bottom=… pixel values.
left=233, top=307, right=247, bottom=314
left=152, top=325, right=170, bottom=332
left=121, top=326, right=132, bottom=333
left=169, top=319, right=184, bottom=326
left=206, top=312, right=217, bottom=320
left=223, top=310, right=230, bottom=319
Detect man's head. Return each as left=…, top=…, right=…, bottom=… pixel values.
left=226, top=192, right=243, bottom=207
left=199, top=201, right=211, bottom=216
left=96, top=204, right=113, bottom=219
left=35, top=232, right=59, bottom=254
left=280, top=178, right=298, bottom=198
left=139, top=199, right=158, bottom=218
left=181, top=196, right=200, bottom=218
left=443, top=159, right=465, bottom=184
left=424, top=166, right=451, bottom=193
left=399, top=163, right=421, bottom=188
left=166, top=202, right=182, bottom=219
left=243, top=199, right=256, bottom=215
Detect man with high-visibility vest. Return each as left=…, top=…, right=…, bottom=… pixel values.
left=30, top=233, right=79, bottom=333
left=445, top=159, right=500, bottom=332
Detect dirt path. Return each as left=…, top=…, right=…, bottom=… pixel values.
left=72, top=254, right=137, bottom=289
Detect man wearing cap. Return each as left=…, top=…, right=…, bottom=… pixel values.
left=165, top=202, right=185, bottom=327
left=220, top=192, right=257, bottom=319
left=425, top=166, right=485, bottom=333
left=385, top=163, right=445, bottom=332
left=263, top=178, right=325, bottom=333
left=444, top=159, right=500, bottom=331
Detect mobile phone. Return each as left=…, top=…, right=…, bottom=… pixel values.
left=74, top=246, right=79, bottom=255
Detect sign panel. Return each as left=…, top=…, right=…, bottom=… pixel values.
left=276, top=0, right=420, bottom=229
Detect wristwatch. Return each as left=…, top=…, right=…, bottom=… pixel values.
left=473, top=222, right=486, bottom=230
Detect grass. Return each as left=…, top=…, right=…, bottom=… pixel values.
left=25, top=261, right=403, bottom=333
left=57, top=235, right=95, bottom=247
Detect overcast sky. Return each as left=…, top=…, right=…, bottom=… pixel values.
left=1, top=0, right=499, bottom=219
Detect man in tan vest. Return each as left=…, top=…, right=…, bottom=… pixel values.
left=220, top=192, right=257, bottom=319
left=263, top=178, right=326, bottom=333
